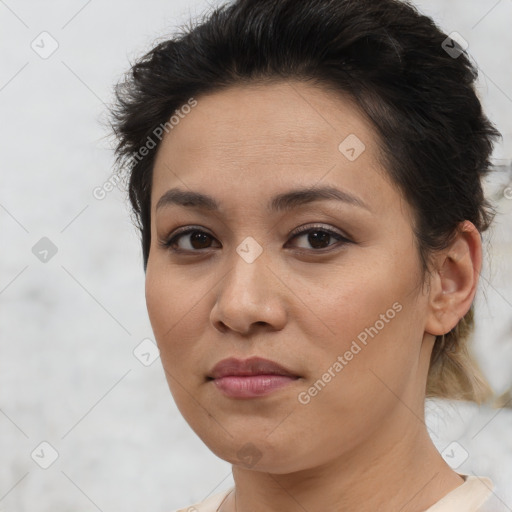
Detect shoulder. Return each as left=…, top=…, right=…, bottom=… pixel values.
left=170, top=488, right=233, bottom=512
left=425, top=474, right=494, bottom=512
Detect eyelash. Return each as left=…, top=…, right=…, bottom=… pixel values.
left=158, top=223, right=352, bottom=254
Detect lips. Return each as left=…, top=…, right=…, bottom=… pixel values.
left=208, top=356, right=299, bottom=379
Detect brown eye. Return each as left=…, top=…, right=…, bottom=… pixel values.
left=288, top=225, right=351, bottom=251
left=160, top=228, right=219, bottom=252
left=160, top=224, right=352, bottom=255
left=294, top=230, right=334, bottom=249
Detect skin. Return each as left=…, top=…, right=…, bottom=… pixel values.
left=145, top=81, right=482, bottom=512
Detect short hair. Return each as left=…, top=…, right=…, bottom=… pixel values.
left=110, top=0, right=502, bottom=404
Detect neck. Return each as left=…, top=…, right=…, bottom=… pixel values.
left=222, top=407, right=463, bottom=512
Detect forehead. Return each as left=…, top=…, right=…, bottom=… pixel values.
left=151, top=81, right=399, bottom=216
left=156, top=81, right=374, bottom=160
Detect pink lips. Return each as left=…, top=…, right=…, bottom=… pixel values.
left=208, top=356, right=300, bottom=398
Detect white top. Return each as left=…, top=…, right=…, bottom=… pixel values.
left=171, top=474, right=494, bottom=512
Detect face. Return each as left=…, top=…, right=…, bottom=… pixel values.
left=145, top=81, right=434, bottom=473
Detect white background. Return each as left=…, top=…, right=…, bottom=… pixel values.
left=1, top=0, right=511, bottom=511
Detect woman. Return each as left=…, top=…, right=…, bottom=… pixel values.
left=110, top=0, right=504, bottom=510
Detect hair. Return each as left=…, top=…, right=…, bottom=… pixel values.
left=109, top=0, right=503, bottom=405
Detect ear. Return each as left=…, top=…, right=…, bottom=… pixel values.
left=424, top=220, right=482, bottom=337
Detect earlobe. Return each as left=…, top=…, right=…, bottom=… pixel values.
left=424, top=221, right=482, bottom=337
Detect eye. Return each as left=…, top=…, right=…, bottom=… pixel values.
left=159, top=224, right=352, bottom=254
left=287, top=224, right=351, bottom=251
left=159, top=226, right=219, bottom=252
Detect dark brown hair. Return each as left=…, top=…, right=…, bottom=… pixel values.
left=110, top=0, right=502, bottom=403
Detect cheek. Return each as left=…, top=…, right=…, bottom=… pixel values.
left=144, top=264, right=209, bottom=421
left=295, top=258, right=407, bottom=349
left=144, top=260, right=211, bottom=378
left=290, top=293, right=422, bottom=461
left=145, top=264, right=173, bottom=341
left=298, top=250, right=424, bottom=399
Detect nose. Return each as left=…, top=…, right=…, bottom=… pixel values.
left=210, top=246, right=288, bottom=336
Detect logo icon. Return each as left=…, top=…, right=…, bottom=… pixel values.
left=442, top=32, right=468, bottom=59
left=32, top=237, right=58, bottom=262
left=237, top=442, right=263, bottom=468
left=31, top=32, right=59, bottom=59
left=133, top=338, right=160, bottom=366
left=236, top=236, right=263, bottom=264
left=441, top=441, right=469, bottom=469
left=31, top=441, right=59, bottom=469
left=338, top=134, right=366, bottom=161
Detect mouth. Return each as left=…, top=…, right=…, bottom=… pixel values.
left=207, top=356, right=300, bottom=379
left=211, top=374, right=299, bottom=398
left=207, top=356, right=301, bottom=398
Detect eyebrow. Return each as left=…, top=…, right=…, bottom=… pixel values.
left=155, top=185, right=371, bottom=214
